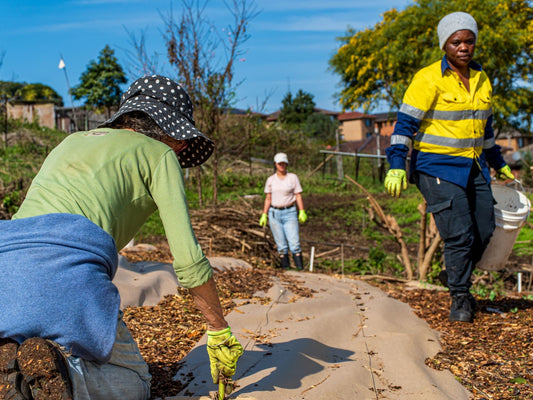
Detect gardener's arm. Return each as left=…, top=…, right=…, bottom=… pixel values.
left=189, top=278, right=228, bottom=331
left=150, top=151, right=214, bottom=287
left=262, top=193, right=272, bottom=214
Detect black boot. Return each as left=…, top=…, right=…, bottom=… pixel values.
left=292, top=253, right=304, bottom=270
left=438, top=269, right=448, bottom=287
left=279, top=253, right=290, bottom=270
left=449, top=293, right=474, bottom=323
left=467, top=292, right=477, bottom=312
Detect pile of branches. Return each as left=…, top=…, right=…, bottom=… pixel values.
left=189, top=204, right=280, bottom=267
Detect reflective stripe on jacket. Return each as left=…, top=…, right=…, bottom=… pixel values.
left=386, top=57, right=505, bottom=188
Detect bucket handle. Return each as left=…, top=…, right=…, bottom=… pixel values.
left=506, top=179, right=525, bottom=193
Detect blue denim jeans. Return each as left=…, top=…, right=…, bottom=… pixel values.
left=66, top=312, right=151, bottom=400
left=268, top=205, right=301, bottom=255
left=415, top=168, right=495, bottom=294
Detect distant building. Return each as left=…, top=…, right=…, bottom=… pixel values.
left=7, top=101, right=110, bottom=133
left=494, top=128, right=533, bottom=153
left=7, top=101, right=56, bottom=129
left=373, top=111, right=397, bottom=137
left=336, top=111, right=376, bottom=141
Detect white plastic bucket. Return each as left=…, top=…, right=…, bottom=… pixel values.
left=476, top=184, right=531, bottom=271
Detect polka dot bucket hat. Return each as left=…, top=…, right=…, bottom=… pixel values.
left=102, top=75, right=214, bottom=168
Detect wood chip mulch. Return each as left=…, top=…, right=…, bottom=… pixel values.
left=373, top=281, right=533, bottom=400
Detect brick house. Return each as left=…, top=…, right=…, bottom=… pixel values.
left=7, top=101, right=56, bottom=129
left=336, top=111, right=376, bottom=141
left=7, top=101, right=108, bottom=133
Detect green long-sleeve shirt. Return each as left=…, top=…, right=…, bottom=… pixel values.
left=13, top=128, right=212, bottom=288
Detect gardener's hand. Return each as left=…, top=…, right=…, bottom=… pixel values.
left=298, top=209, right=308, bottom=223
left=207, top=327, right=243, bottom=386
left=384, top=169, right=407, bottom=198
left=496, top=165, right=514, bottom=181
left=259, top=213, right=268, bottom=227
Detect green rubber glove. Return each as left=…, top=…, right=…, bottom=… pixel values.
left=298, top=209, right=308, bottom=223
left=207, top=327, right=243, bottom=385
left=259, top=213, right=268, bottom=227
left=384, top=169, right=407, bottom=198
left=496, top=165, right=514, bottom=181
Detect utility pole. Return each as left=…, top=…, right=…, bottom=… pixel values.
left=375, top=125, right=381, bottom=168
left=375, top=125, right=384, bottom=181
left=58, top=55, right=78, bottom=132
left=2, top=94, right=7, bottom=149
left=335, top=128, right=343, bottom=180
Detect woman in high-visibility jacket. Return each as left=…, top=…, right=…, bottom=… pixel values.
left=385, top=12, right=514, bottom=323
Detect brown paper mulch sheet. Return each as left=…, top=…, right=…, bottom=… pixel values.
left=371, top=281, right=533, bottom=400
left=122, top=256, right=312, bottom=399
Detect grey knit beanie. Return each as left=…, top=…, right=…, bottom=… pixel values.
left=437, top=12, right=478, bottom=49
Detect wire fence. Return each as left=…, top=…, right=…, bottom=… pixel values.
left=317, top=149, right=388, bottom=183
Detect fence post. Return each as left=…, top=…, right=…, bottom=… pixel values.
left=309, top=246, right=315, bottom=272
left=341, top=243, right=344, bottom=278
left=355, top=151, right=360, bottom=181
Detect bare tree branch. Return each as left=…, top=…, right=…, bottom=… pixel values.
left=345, top=174, right=414, bottom=280
left=123, top=28, right=163, bottom=78
left=162, top=0, right=258, bottom=206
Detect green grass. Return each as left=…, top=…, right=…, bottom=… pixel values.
left=0, top=123, right=67, bottom=214
left=134, top=210, right=166, bottom=241
left=317, top=246, right=403, bottom=276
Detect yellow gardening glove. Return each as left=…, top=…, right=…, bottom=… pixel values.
left=496, top=165, right=514, bottom=181
left=207, top=327, right=243, bottom=386
left=298, top=209, right=308, bottom=223
left=384, top=169, right=407, bottom=198
left=259, top=213, right=268, bottom=227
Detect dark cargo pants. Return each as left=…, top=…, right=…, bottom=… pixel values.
left=415, top=168, right=495, bottom=294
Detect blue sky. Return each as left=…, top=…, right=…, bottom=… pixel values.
left=0, top=0, right=411, bottom=114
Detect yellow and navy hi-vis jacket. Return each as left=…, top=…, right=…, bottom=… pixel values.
left=386, top=56, right=506, bottom=188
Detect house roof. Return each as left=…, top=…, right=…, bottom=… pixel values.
left=337, top=111, right=375, bottom=122
left=373, top=111, right=398, bottom=122
left=224, top=108, right=268, bottom=118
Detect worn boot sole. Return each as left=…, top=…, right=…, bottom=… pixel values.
left=0, top=338, right=29, bottom=400
left=17, top=338, right=73, bottom=400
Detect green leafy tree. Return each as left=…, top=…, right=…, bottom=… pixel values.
left=0, top=81, right=62, bottom=105
left=303, top=113, right=338, bottom=142
left=18, top=83, right=63, bottom=106
left=279, top=89, right=316, bottom=126
left=71, top=45, right=127, bottom=116
left=0, top=81, right=25, bottom=98
left=329, top=0, right=533, bottom=133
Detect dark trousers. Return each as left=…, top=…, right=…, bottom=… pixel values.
left=415, top=168, right=495, bottom=294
